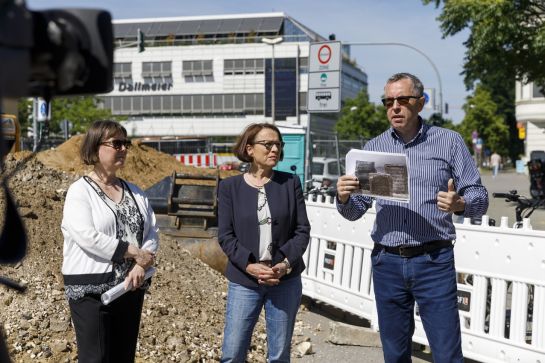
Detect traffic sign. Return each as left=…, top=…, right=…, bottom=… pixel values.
left=309, top=42, right=341, bottom=72
left=308, top=89, right=341, bottom=112
left=35, top=98, right=51, bottom=122
left=308, top=71, right=340, bottom=89
left=308, top=41, right=342, bottom=113
left=423, top=88, right=435, bottom=110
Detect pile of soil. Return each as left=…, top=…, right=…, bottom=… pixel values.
left=0, top=137, right=274, bottom=362
left=37, top=136, right=238, bottom=189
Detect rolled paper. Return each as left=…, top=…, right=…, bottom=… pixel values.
left=101, top=267, right=156, bottom=305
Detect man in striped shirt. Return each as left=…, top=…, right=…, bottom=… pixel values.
left=336, top=73, right=488, bottom=362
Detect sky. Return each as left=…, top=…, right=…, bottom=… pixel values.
left=27, top=0, right=471, bottom=123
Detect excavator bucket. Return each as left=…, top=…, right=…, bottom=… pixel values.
left=145, top=171, right=220, bottom=238
left=168, top=171, right=219, bottom=230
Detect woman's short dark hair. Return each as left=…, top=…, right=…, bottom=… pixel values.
left=80, top=120, right=128, bottom=165
left=233, top=123, right=284, bottom=162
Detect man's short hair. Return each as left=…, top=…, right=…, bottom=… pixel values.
left=80, top=120, right=128, bottom=165
left=233, top=123, right=284, bottom=162
left=386, top=73, right=424, bottom=97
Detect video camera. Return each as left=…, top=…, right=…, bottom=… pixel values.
left=0, top=1, right=114, bottom=359
left=0, top=0, right=114, bottom=261
left=0, top=0, right=114, bottom=98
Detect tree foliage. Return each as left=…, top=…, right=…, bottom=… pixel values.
left=50, top=96, right=116, bottom=135
left=458, top=84, right=509, bottom=156
left=425, top=112, right=458, bottom=131
left=423, top=0, right=545, bottom=89
left=17, top=96, right=117, bottom=137
left=423, top=0, right=530, bottom=163
left=335, top=90, right=389, bottom=140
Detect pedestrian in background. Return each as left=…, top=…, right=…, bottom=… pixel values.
left=336, top=73, right=488, bottom=362
left=62, top=120, right=158, bottom=362
left=218, top=123, right=310, bottom=363
left=491, top=151, right=502, bottom=178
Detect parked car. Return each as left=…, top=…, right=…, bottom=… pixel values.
left=311, top=157, right=343, bottom=189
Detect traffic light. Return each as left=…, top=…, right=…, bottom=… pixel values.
left=137, top=28, right=145, bottom=53
left=444, top=102, right=449, bottom=114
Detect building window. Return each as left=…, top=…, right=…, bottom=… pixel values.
left=532, top=82, right=545, bottom=98
left=101, top=93, right=263, bottom=116
left=183, top=60, right=214, bottom=82
left=224, top=58, right=264, bottom=75
left=299, top=57, right=308, bottom=74
left=142, top=61, right=172, bottom=84
left=114, top=62, right=132, bottom=86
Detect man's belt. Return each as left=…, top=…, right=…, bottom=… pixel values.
left=378, top=240, right=453, bottom=258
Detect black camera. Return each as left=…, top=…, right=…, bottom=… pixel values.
left=0, top=0, right=114, bottom=264
left=0, top=0, right=114, bottom=98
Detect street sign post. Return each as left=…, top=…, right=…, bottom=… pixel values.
left=307, top=41, right=342, bottom=113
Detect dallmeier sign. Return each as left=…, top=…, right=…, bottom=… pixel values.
left=118, top=82, right=173, bottom=92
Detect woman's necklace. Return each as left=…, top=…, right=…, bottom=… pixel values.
left=246, top=172, right=273, bottom=188
left=90, top=172, right=119, bottom=187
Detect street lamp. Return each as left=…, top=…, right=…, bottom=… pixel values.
left=261, top=36, right=284, bottom=123
left=344, top=42, right=444, bottom=116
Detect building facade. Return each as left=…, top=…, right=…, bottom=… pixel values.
left=515, top=80, right=545, bottom=160
left=101, top=13, right=367, bottom=141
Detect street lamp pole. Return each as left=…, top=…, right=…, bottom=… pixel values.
left=261, top=37, right=284, bottom=123
left=344, top=42, right=443, bottom=116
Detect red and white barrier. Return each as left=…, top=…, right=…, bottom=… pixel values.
left=175, top=153, right=217, bottom=168
left=174, top=153, right=239, bottom=168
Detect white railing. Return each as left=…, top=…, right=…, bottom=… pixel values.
left=302, top=197, right=545, bottom=363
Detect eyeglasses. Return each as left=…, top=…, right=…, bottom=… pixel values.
left=253, top=140, right=285, bottom=151
left=101, top=139, right=132, bottom=150
left=381, top=96, right=421, bottom=108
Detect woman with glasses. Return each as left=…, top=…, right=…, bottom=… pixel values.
left=218, top=123, right=310, bottom=363
left=61, top=120, right=158, bottom=362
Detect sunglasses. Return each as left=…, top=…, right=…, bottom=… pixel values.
left=381, top=95, right=421, bottom=108
left=253, top=140, right=285, bottom=151
left=101, top=139, right=132, bottom=150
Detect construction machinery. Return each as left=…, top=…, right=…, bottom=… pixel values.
left=145, top=170, right=228, bottom=272
left=1, top=114, right=21, bottom=155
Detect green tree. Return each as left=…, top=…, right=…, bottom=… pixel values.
left=422, top=0, right=531, bottom=163
left=459, top=85, right=509, bottom=156
left=17, top=98, right=33, bottom=132
left=50, top=96, right=117, bottom=135
left=425, top=112, right=458, bottom=131
left=335, top=90, right=389, bottom=139
left=423, top=0, right=545, bottom=89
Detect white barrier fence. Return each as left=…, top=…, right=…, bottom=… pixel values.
left=302, top=197, right=545, bottom=363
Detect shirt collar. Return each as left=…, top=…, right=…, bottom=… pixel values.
left=389, top=116, right=428, bottom=145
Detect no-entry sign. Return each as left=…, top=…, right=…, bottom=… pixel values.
left=309, top=41, right=341, bottom=73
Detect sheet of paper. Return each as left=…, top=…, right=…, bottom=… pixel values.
left=101, top=267, right=156, bottom=305
left=346, top=149, right=410, bottom=202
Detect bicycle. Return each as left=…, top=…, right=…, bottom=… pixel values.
left=492, top=190, right=545, bottom=228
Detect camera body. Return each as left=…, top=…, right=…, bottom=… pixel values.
left=0, top=0, right=114, bottom=98
left=0, top=0, right=114, bottom=265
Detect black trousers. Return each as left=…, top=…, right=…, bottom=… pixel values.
left=68, top=289, right=145, bottom=363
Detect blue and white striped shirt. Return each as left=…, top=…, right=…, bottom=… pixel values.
left=336, top=120, right=489, bottom=247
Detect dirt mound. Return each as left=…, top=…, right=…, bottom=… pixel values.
left=36, top=136, right=239, bottom=190
left=0, top=144, right=273, bottom=362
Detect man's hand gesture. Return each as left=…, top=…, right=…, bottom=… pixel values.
left=437, top=178, right=465, bottom=213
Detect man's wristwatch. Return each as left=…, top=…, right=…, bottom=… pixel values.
left=282, top=258, right=292, bottom=275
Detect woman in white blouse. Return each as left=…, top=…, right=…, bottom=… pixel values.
left=61, top=120, right=158, bottom=362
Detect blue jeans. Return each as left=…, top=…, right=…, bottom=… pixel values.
left=221, top=276, right=302, bottom=363
left=493, top=165, right=499, bottom=177
left=371, top=245, right=463, bottom=363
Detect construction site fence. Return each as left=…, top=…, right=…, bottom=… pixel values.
left=302, top=197, right=545, bottom=363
